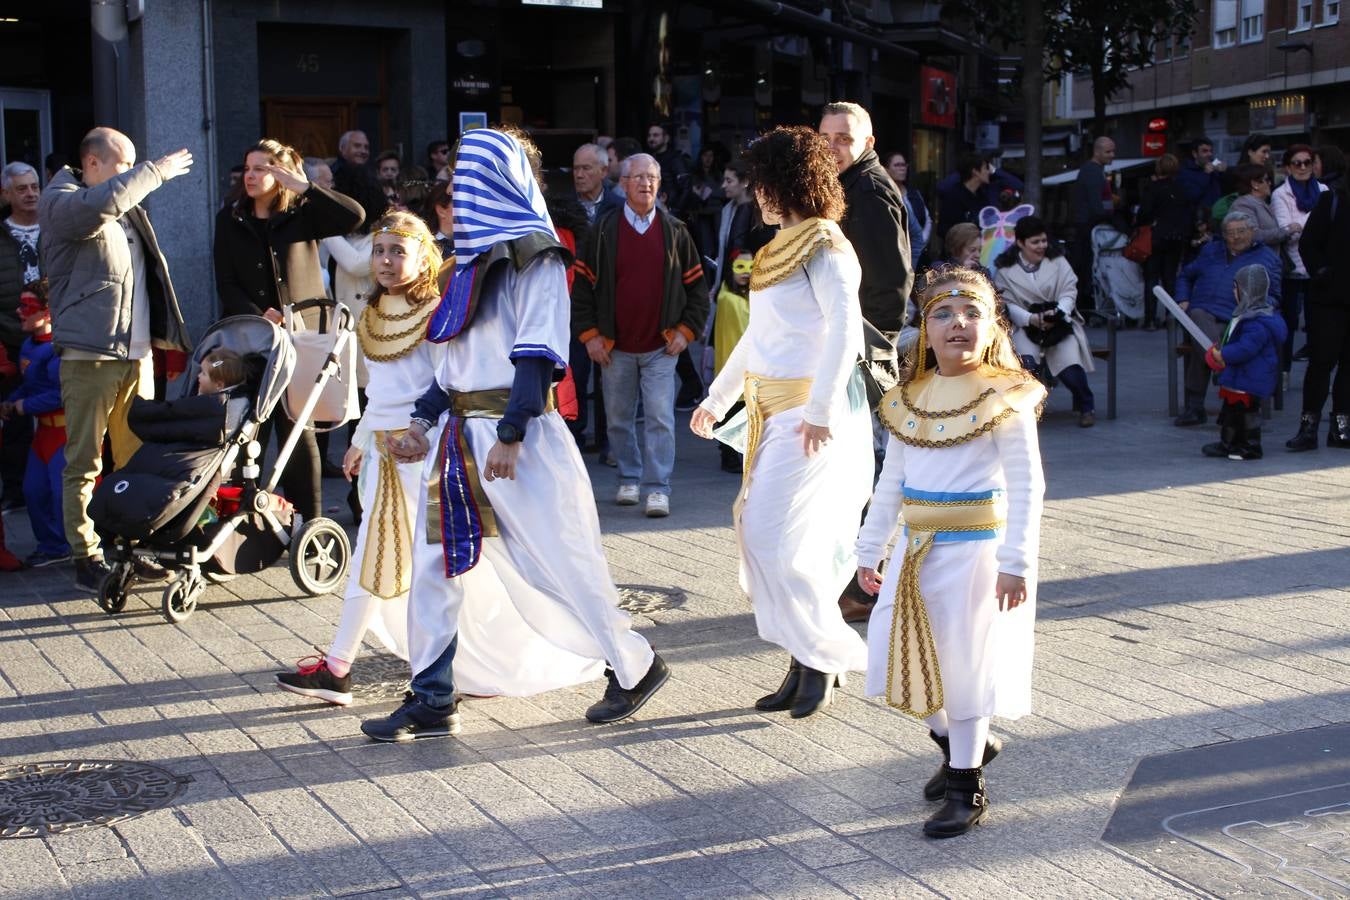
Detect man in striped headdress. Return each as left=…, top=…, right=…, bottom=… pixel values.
left=360, top=127, right=670, bottom=742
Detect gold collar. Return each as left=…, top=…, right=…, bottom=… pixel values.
left=357, top=294, right=436, bottom=362
left=879, top=368, right=1045, bottom=448
left=750, top=217, right=847, bottom=291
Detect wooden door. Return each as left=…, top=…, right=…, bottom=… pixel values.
left=263, top=100, right=356, bottom=160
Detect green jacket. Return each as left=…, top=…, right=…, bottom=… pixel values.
left=571, top=207, right=709, bottom=348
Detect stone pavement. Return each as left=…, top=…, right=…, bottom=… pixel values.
left=1, top=324, right=1348, bottom=899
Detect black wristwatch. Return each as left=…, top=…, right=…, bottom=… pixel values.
left=496, top=421, right=523, bottom=445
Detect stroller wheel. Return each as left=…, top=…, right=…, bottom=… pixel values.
left=98, top=566, right=131, bottom=615
left=289, top=517, right=350, bottom=596
left=162, top=576, right=203, bottom=624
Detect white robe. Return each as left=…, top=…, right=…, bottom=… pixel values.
left=407, top=253, right=652, bottom=692
left=855, top=409, right=1044, bottom=719
left=703, top=239, right=873, bottom=674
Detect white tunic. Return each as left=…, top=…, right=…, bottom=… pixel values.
left=407, top=253, right=653, bottom=692
left=855, top=407, right=1044, bottom=719
left=994, top=255, right=1094, bottom=378
left=703, top=239, right=873, bottom=673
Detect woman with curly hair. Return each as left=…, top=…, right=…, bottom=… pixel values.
left=855, top=265, right=1045, bottom=838
left=690, top=126, right=873, bottom=719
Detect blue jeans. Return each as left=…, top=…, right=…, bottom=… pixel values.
left=601, top=347, right=677, bottom=497
left=411, top=634, right=460, bottom=710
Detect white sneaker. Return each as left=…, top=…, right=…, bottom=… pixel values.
left=616, top=484, right=640, bottom=506
left=645, top=492, right=670, bottom=518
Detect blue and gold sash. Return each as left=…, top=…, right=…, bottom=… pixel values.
left=887, top=487, right=1006, bottom=718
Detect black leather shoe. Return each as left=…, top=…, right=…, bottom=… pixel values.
left=585, top=653, right=669, bottom=723
left=1329, top=413, right=1350, bottom=448
left=360, top=691, right=461, bottom=742
left=1173, top=409, right=1206, bottom=427
left=1286, top=413, right=1319, bottom=451
left=923, top=732, right=1003, bottom=802
left=923, top=766, right=989, bottom=838
left=789, top=665, right=837, bottom=719
left=755, top=658, right=801, bottom=711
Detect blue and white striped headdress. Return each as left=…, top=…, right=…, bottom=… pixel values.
left=450, top=129, right=556, bottom=269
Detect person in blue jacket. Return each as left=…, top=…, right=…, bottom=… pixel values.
left=1177, top=137, right=1226, bottom=220
left=0, top=281, right=71, bottom=567
left=1201, top=265, right=1288, bottom=460
left=1174, top=211, right=1281, bottom=425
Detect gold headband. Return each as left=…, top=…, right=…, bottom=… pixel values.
left=921, top=287, right=993, bottom=314
left=375, top=226, right=430, bottom=246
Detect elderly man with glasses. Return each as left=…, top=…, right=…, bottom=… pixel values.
left=1173, top=211, right=1282, bottom=426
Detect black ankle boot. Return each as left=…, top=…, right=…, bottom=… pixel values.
left=1329, top=413, right=1350, bottom=448
left=755, top=658, right=801, bottom=711
left=789, top=665, right=836, bottom=718
left=923, top=732, right=1004, bottom=801
left=923, top=766, right=989, bottom=838
left=1202, top=421, right=1240, bottom=458
left=1287, top=413, right=1319, bottom=451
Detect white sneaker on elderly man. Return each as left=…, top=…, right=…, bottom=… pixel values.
left=645, top=492, right=670, bottom=518
left=616, top=484, right=640, bottom=506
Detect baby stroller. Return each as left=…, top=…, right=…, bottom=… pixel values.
left=1091, top=223, right=1145, bottom=323
left=91, top=301, right=356, bottom=623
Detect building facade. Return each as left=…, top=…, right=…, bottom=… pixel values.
left=1068, top=0, right=1348, bottom=162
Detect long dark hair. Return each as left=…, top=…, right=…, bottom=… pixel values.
left=993, top=215, right=1063, bottom=269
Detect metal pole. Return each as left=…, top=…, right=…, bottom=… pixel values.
left=1166, top=318, right=1179, bottom=418
left=90, top=0, right=130, bottom=129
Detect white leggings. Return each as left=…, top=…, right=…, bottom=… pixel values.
left=925, top=710, right=991, bottom=770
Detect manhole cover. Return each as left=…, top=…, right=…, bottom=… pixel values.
left=351, top=653, right=411, bottom=700
left=0, top=760, right=187, bottom=838
left=616, top=584, right=686, bottom=614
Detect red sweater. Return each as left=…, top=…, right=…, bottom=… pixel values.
left=614, top=213, right=666, bottom=353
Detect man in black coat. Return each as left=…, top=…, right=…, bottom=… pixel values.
left=819, top=102, right=913, bottom=332
left=819, top=101, right=914, bottom=624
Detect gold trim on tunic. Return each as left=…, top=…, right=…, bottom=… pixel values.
left=357, top=293, right=437, bottom=362
left=359, top=429, right=414, bottom=599
left=878, top=368, right=1046, bottom=449
left=733, top=373, right=812, bottom=522
left=886, top=494, right=1007, bottom=719
left=749, top=217, right=849, bottom=291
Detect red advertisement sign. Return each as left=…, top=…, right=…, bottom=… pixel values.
left=920, top=66, right=956, bottom=129
left=1142, top=132, right=1167, bottom=157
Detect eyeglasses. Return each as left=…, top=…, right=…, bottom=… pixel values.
left=624, top=174, right=660, bottom=183
left=926, top=307, right=986, bottom=325
left=1289, top=158, right=1313, bottom=169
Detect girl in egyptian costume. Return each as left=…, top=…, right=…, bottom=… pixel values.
left=855, top=265, right=1046, bottom=838
left=692, top=127, right=874, bottom=719
left=276, top=211, right=598, bottom=708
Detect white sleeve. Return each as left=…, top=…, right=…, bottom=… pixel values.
left=701, top=335, right=749, bottom=419
left=992, top=408, right=1045, bottom=577
left=1055, top=259, right=1079, bottom=316
left=1271, top=186, right=1297, bottom=230
left=322, top=235, right=370, bottom=276
left=996, top=269, right=1034, bottom=328
left=855, top=434, right=906, bottom=570
left=509, top=253, right=570, bottom=369
left=803, top=246, right=863, bottom=428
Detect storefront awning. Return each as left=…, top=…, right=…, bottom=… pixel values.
left=1043, top=158, right=1154, bottom=186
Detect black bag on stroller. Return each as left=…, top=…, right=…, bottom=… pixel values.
left=90, top=392, right=248, bottom=544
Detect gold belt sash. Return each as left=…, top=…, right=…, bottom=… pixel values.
left=360, top=430, right=414, bottom=599
left=424, top=387, right=556, bottom=545
left=742, top=373, right=812, bottom=475
left=887, top=493, right=1007, bottom=719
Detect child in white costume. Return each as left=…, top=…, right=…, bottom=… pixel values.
left=692, top=127, right=873, bottom=720
left=856, top=265, right=1046, bottom=838
left=275, top=211, right=599, bottom=707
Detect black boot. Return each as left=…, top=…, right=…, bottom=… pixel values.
left=1232, top=426, right=1263, bottom=460
left=923, top=766, right=989, bottom=838
left=584, top=653, right=670, bottom=723
left=789, top=665, right=837, bottom=719
left=1202, top=420, right=1240, bottom=458
left=923, top=732, right=1004, bottom=802
left=1287, top=413, right=1319, bottom=451
left=1329, top=413, right=1350, bottom=448
left=755, top=658, right=801, bottom=711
